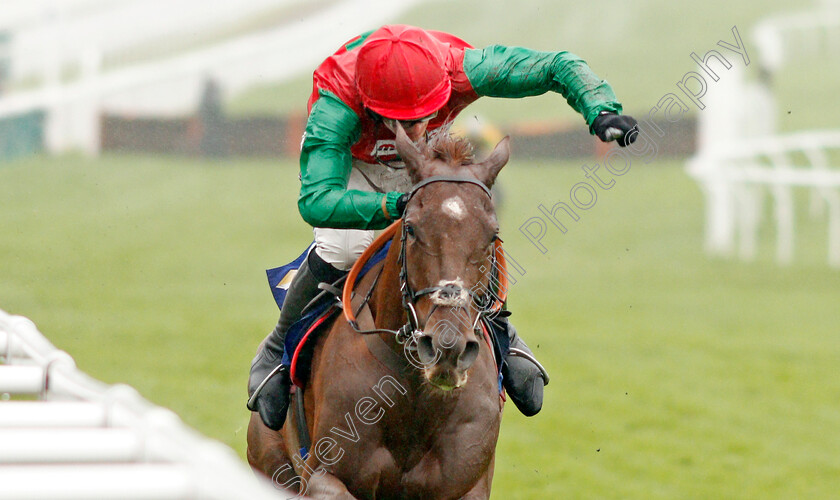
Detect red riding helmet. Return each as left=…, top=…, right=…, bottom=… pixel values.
left=355, top=25, right=451, bottom=121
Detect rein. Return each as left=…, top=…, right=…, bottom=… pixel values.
left=341, top=220, right=402, bottom=335
left=342, top=176, right=507, bottom=344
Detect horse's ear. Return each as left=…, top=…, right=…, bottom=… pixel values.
left=471, top=136, right=510, bottom=189
left=394, top=123, right=426, bottom=183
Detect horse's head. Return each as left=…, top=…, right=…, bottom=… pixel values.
left=394, top=124, right=510, bottom=391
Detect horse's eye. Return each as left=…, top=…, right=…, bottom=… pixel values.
left=405, top=224, right=416, bottom=238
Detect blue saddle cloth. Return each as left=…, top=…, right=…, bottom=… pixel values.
left=266, top=242, right=392, bottom=369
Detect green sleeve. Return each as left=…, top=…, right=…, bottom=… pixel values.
left=463, top=45, right=622, bottom=131
left=298, top=90, right=402, bottom=229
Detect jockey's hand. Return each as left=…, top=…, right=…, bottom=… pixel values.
left=592, top=112, right=639, bottom=147
left=396, top=193, right=410, bottom=217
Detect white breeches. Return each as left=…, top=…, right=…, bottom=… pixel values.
left=313, top=160, right=412, bottom=270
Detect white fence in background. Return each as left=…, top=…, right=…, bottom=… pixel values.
left=752, top=7, right=840, bottom=73
left=0, top=0, right=427, bottom=154
left=4, top=0, right=302, bottom=82
left=0, top=0, right=106, bottom=31
left=0, top=308, right=289, bottom=500
left=687, top=6, right=840, bottom=268
left=687, top=130, right=840, bottom=267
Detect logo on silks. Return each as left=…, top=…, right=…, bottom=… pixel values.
left=276, top=269, right=297, bottom=290
left=371, top=140, right=397, bottom=159
left=266, top=244, right=313, bottom=310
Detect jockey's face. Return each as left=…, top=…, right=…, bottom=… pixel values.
left=381, top=111, right=438, bottom=142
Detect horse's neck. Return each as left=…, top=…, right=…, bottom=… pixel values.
left=370, top=232, right=406, bottom=331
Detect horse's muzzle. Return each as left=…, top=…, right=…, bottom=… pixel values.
left=416, top=322, right=480, bottom=390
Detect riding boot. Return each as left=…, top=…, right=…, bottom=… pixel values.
left=247, top=250, right=345, bottom=430
left=500, top=317, right=547, bottom=417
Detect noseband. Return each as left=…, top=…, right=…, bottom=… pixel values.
left=342, top=176, right=503, bottom=345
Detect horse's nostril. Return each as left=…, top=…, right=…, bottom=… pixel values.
left=417, top=334, right=438, bottom=366
left=457, top=339, right=480, bottom=371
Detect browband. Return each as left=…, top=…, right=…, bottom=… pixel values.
left=406, top=176, right=492, bottom=202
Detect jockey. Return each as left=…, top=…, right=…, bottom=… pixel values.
left=248, top=25, right=639, bottom=430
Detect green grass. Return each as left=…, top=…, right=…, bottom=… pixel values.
left=0, top=154, right=310, bottom=450
left=2, top=152, right=839, bottom=498
left=494, top=156, right=840, bottom=499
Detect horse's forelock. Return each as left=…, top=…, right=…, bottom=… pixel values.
left=423, top=126, right=475, bottom=167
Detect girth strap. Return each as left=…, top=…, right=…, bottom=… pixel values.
left=293, top=387, right=311, bottom=457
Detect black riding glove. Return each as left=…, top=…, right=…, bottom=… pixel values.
left=591, top=112, right=639, bottom=147
left=396, top=193, right=410, bottom=217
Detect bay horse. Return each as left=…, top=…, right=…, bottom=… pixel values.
left=247, top=124, right=511, bottom=499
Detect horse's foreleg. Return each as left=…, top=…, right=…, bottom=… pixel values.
left=300, top=455, right=358, bottom=499
left=303, top=472, right=358, bottom=499
left=246, top=412, right=299, bottom=492
left=459, top=453, right=495, bottom=500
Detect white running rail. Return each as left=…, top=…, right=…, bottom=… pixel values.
left=0, top=308, right=291, bottom=500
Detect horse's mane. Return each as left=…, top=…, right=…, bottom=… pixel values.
left=421, top=123, right=475, bottom=166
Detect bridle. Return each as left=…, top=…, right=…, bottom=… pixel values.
left=342, top=175, right=505, bottom=346
left=341, top=175, right=551, bottom=385
left=398, top=176, right=497, bottom=341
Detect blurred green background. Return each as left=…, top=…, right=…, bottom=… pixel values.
left=2, top=1, right=839, bottom=498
